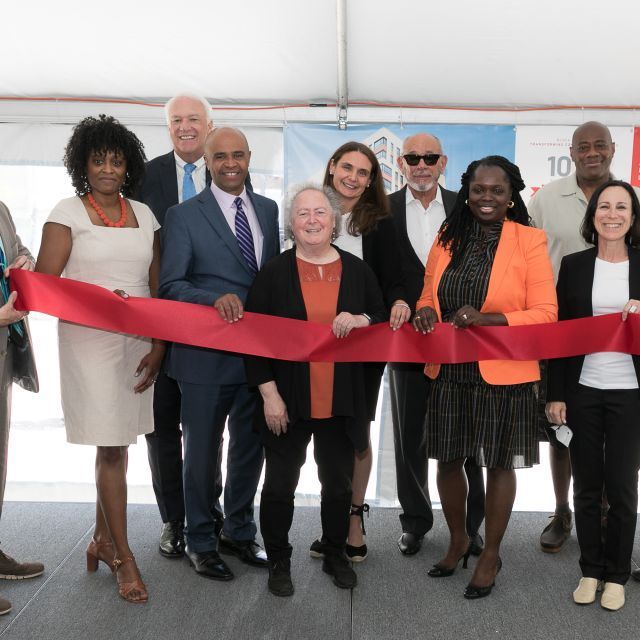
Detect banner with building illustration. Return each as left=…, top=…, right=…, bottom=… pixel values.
left=283, top=123, right=516, bottom=196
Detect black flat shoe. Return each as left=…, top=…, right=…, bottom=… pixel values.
left=463, top=557, right=502, bottom=599
left=428, top=546, right=471, bottom=578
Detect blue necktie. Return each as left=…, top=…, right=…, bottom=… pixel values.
left=234, top=197, right=258, bottom=275
left=0, top=244, right=24, bottom=342
left=182, top=163, right=197, bottom=202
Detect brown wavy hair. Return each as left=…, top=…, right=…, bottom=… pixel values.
left=322, top=141, right=389, bottom=236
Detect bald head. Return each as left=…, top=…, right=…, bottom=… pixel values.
left=204, top=127, right=251, bottom=196
left=397, top=132, right=447, bottom=195
left=570, top=121, right=615, bottom=186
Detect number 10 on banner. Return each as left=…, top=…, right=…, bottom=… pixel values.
left=547, top=155, right=572, bottom=178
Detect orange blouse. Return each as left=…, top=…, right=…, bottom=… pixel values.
left=297, top=257, right=342, bottom=419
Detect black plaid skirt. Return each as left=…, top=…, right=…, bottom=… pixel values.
left=425, top=361, right=539, bottom=469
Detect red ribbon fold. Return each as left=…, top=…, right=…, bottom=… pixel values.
left=10, top=270, right=640, bottom=363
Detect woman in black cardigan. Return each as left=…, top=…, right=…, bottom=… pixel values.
left=547, top=180, right=640, bottom=611
left=244, top=185, right=387, bottom=597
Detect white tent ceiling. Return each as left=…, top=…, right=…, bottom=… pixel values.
left=3, top=0, right=639, bottom=127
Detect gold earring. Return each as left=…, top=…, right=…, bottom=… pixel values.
left=465, top=199, right=468, bottom=205
left=507, top=201, right=515, bottom=208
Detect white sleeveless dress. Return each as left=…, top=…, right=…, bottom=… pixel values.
left=46, top=196, right=159, bottom=445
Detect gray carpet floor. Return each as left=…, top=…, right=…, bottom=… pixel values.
left=0, top=503, right=638, bottom=639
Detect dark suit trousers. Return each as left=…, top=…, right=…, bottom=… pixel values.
left=568, top=384, right=640, bottom=585
left=389, top=366, right=485, bottom=536
left=146, top=371, right=224, bottom=525
left=260, top=417, right=354, bottom=561
left=179, top=381, right=263, bottom=552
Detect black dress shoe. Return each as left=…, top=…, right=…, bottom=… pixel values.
left=185, top=547, right=234, bottom=581
left=468, top=533, right=484, bottom=557
left=398, top=533, right=424, bottom=556
left=219, top=533, right=268, bottom=567
left=159, top=521, right=185, bottom=558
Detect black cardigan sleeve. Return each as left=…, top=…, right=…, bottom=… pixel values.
left=243, top=259, right=279, bottom=388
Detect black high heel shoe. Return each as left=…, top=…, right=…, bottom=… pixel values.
left=428, top=545, right=471, bottom=578
left=346, top=503, right=369, bottom=562
left=463, top=556, right=502, bottom=599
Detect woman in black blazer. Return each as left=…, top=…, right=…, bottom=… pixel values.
left=308, top=141, right=409, bottom=561
left=547, top=180, right=640, bottom=611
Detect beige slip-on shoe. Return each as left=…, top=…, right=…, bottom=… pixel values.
left=573, top=577, right=600, bottom=605
left=601, top=582, right=625, bottom=611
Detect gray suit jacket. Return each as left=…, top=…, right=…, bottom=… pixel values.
left=0, top=202, right=38, bottom=392
left=159, top=187, right=280, bottom=385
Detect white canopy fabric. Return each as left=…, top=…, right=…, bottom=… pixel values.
left=3, top=0, right=638, bottom=123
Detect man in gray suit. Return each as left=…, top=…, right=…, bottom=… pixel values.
left=0, top=202, right=43, bottom=615
left=159, top=128, right=279, bottom=580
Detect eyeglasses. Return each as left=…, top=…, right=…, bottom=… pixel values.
left=402, top=153, right=442, bottom=166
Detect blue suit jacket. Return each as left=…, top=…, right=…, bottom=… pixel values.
left=159, top=187, right=280, bottom=385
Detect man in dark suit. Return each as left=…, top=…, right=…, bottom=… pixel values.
left=388, top=133, right=486, bottom=556
left=139, top=94, right=215, bottom=559
left=159, top=127, right=280, bottom=580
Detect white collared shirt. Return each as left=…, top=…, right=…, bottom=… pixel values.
left=405, top=186, right=446, bottom=266
left=210, top=182, right=264, bottom=266
left=174, top=153, right=207, bottom=203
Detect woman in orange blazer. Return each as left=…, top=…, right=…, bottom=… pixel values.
left=413, top=156, right=557, bottom=599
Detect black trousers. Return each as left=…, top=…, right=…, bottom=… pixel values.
left=568, top=384, right=640, bottom=585
left=389, top=365, right=485, bottom=537
left=260, top=417, right=354, bottom=561
left=146, top=370, right=223, bottom=526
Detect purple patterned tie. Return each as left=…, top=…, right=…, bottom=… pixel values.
left=234, top=197, right=258, bottom=274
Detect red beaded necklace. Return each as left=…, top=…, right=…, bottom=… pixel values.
left=87, top=192, right=127, bottom=228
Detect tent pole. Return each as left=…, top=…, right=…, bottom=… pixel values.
left=336, top=0, right=348, bottom=129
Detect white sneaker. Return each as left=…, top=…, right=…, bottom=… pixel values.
left=573, top=577, right=600, bottom=604
left=601, top=582, right=625, bottom=611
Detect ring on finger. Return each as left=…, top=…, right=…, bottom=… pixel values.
left=630, top=305, right=638, bottom=313
left=462, top=313, right=468, bottom=320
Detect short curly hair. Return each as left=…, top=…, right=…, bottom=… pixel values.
left=63, top=114, right=146, bottom=196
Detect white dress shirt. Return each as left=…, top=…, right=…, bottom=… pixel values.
left=210, top=182, right=264, bottom=266
left=174, top=153, right=207, bottom=203
left=405, top=186, right=446, bottom=266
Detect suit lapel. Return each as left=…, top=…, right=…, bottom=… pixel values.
left=577, top=249, right=596, bottom=317
left=161, top=152, right=179, bottom=210
left=198, top=189, right=253, bottom=275
left=393, top=186, right=429, bottom=272
left=247, top=191, right=273, bottom=267
left=483, top=221, right=517, bottom=311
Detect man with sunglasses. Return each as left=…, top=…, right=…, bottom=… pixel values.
left=388, top=133, right=486, bottom=557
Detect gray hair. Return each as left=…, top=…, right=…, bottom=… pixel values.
left=164, top=93, right=214, bottom=125
left=285, top=184, right=342, bottom=241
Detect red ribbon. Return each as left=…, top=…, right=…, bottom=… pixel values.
left=10, top=270, right=640, bottom=363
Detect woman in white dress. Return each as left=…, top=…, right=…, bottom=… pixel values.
left=36, top=115, right=163, bottom=603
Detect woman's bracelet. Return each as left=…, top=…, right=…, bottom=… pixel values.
left=393, top=302, right=411, bottom=310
